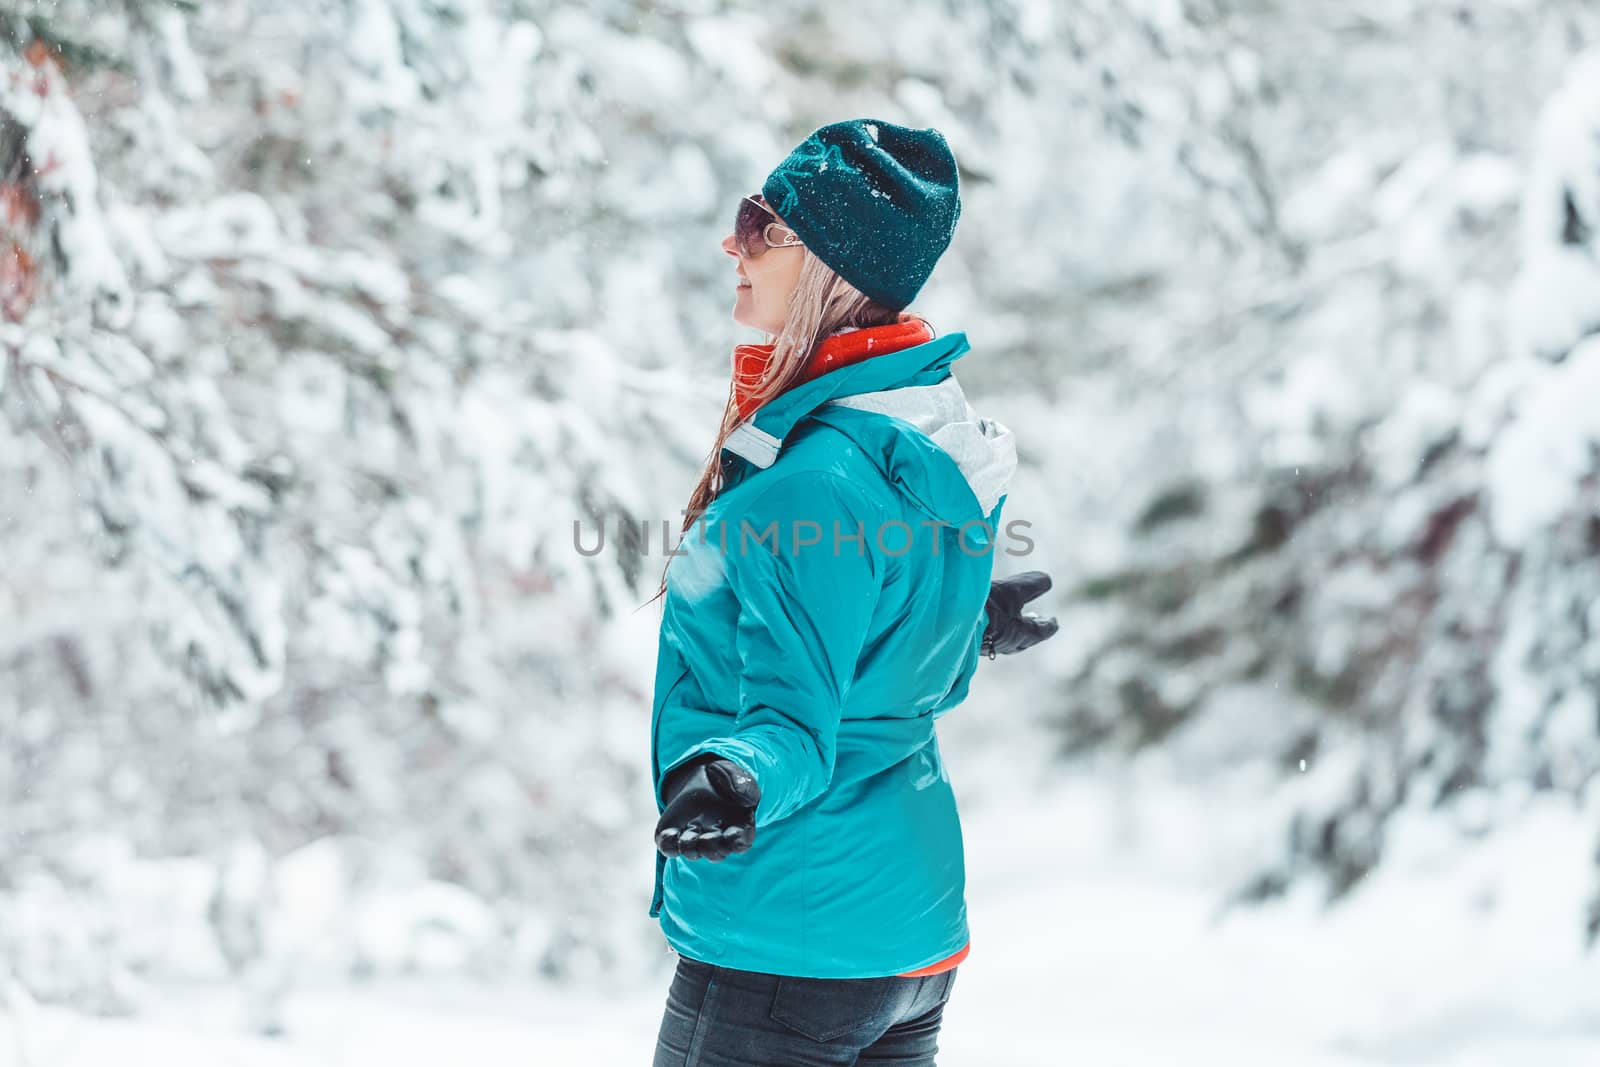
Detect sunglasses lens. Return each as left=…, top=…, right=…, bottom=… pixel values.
left=734, top=197, right=769, bottom=258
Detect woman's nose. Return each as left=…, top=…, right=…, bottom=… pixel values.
left=721, top=234, right=741, bottom=258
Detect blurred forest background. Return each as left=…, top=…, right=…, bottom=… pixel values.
left=4, top=0, right=1600, bottom=1046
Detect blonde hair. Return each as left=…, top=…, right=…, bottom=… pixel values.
left=643, top=247, right=907, bottom=608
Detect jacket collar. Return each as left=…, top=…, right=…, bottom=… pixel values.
left=722, top=331, right=972, bottom=470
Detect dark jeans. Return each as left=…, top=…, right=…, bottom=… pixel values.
left=653, top=953, right=958, bottom=1066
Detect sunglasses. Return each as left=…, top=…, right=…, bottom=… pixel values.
left=734, top=193, right=802, bottom=259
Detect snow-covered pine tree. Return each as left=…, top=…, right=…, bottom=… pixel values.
left=1042, top=17, right=1600, bottom=932
left=0, top=0, right=727, bottom=1006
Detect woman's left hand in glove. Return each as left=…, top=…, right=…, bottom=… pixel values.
left=654, top=755, right=762, bottom=862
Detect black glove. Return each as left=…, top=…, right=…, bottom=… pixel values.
left=980, top=570, right=1060, bottom=659
left=654, top=755, right=761, bottom=862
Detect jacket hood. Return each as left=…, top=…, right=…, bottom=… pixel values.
left=823, top=376, right=1017, bottom=519
left=722, top=331, right=1018, bottom=526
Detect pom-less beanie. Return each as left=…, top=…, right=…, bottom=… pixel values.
left=760, top=118, right=961, bottom=311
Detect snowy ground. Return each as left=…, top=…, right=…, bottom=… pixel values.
left=6, top=755, right=1600, bottom=1067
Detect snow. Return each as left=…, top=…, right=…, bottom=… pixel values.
left=1508, top=248, right=1600, bottom=361
left=683, top=15, right=775, bottom=91
left=1483, top=337, right=1600, bottom=548
left=1365, top=380, right=1459, bottom=489
left=1520, top=49, right=1600, bottom=254
left=1451, top=153, right=1522, bottom=220
left=1, top=51, right=132, bottom=328
left=153, top=8, right=208, bottom=103
left=344, top=0, right=420, bottom=113
left=7, top=762, right=1599, bottom=1067
left=1282, top=149, right=1377, bottom=240
left=1510, top=46, right=1600, bottom=360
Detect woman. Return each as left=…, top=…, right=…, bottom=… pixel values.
left=644, top=119, right=1055, bottom=1066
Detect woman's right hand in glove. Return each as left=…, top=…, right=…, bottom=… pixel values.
left=981, top=570, right=1060, bottom=659
left=654, top=755, right=761, bottom=862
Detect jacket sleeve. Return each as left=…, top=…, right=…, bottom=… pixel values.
left=933, top=491, right=1007, bottom=718
left=659, top=471, right=883, bottom=829
left=931, top=620, right=984, bottom=719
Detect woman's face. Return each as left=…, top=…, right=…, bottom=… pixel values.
left=723, top=200, right=804, bottom=335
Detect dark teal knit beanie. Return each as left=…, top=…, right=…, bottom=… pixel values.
left=761, top=118, right=961, bottom=311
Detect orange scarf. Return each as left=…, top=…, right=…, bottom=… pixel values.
left=731, top=313, right=935, bottom=423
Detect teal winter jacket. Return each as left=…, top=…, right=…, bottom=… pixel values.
left=649, top=330, right=1018, bottom=978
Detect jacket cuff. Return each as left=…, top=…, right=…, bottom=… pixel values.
left=660, top=753, right=719, bottom=805
left=659, top=740, right=770, bottom=823
left=659, top=745, right=760, bottom=810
